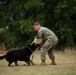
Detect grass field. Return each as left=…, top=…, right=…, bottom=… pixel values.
left=0, top=51, right=76, bottom=75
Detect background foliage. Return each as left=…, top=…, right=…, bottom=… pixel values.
left=0, top=0, right=76, bottom=50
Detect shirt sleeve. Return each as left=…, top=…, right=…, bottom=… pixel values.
left=36, top=31, right=42, bottom=39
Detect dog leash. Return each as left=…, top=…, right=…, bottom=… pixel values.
left=27, top=47, right=34, bottom=60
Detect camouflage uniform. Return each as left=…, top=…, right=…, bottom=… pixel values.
left=36, top=27, right=58, bottom=61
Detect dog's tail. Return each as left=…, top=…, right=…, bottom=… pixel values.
left=0, top=55, right=6, bottom=60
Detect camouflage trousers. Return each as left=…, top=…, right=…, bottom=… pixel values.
left=40, top=38, right=58, bottom=61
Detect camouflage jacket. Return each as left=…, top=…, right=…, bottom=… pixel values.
left=36, top=27, right=58, bottom=41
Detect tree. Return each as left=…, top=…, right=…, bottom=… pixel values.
left=0, top=0, right=76, bottom=49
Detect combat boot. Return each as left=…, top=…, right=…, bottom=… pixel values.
left=51, top=59, right=57, bottom=65
left=40, top=60, right=46, bottom=66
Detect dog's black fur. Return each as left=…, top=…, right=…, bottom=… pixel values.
left=0, top=43, right=39, bottom=66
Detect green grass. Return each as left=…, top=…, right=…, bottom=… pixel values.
left=0, top=51, right=76, bottom=75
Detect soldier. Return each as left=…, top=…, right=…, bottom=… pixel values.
left=33, top=22, right=58, bottom=65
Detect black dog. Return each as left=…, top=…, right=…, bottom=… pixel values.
left=0, top=43, right=39, bottom=66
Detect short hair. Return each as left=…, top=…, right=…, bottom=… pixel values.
left=33, top=22, right=40, bottom=26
